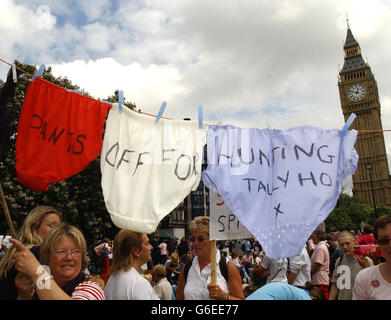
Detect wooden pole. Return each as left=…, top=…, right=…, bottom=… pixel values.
left=186, top=193, right=192, bottom=237
left=203, top=183, right=207, bottom=216
left=210, top=240, right=217, bottom=284
left=0, top=182, right=17, bottom=239
left=205, top=183, right=217, bottom=284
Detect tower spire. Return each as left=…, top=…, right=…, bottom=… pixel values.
left=340, top=21, right=366, bottom=73
left=344, top=23, right=359, bottom=49
left=346, top=12, right=350, bottom=30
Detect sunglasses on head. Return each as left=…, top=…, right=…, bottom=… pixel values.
left=378, top=238, right=391, bottom=245
left=189, top=235, right=208, bottom=243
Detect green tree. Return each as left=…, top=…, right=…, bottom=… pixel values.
left=326, top=207, right=355, bottom=231
left=368, top=205, right=391, bottom=225
left=325, top=193, right=391, bottom=232
left=0, top=61, right=136, bottom=245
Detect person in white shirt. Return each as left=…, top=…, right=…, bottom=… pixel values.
left=105, top=230, right=159, bottom=300
left=253, top=252, right=263, bottom=266
left=353, top=215, right=391, bottom=300
left=176, top=216, right=244, bottom=300
left=259, top=255, right=288, bottom=284
left=152, top=264, right=173, bottom=300
left=288, top=246, right=312, bottom=288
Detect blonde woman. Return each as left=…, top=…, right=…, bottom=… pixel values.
left=0, top=206, right=61, bottom=300
left=104, top=230, right=159, bottom=300
left=166, top=252, right=180, bottom=286
left=11, top=223, right=105, bottom=300
left=176, top=216, right=244, bottom=300
left=329, top=231, right=373, bottom=300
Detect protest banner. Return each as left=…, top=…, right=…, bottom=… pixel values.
left=15, top=77, right=111, bottom=191
left=101, top=106, right=206, bottom=234
left=209, top=190, right=253, bottom=286
left=209, top=191, right=252, bottom=241
left=203, top=125, right=358, bottom=259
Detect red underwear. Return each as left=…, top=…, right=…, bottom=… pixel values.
left=15, top=77, right=111, bottom=191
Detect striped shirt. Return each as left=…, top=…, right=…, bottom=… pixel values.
left=71, top=281, right=105, bottom=300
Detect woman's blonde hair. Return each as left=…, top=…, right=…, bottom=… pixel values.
left=0, top=206, right=62, bottom=278
left=18, top=206, right=62, bottom=248
left=39, top=223, right=89, bottom=272
left=337, top=231, right=355, bottom=242
left=169, top=252, right=179, bottom=262
left=142, top=272, right=153, bottom=285
left=110, top=230, right=144, bottom=275
left=189, top=216, right=210, bottom=235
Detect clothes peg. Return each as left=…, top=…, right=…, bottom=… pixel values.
left=154, top=101, right=167, bottom=124
left=198, top=105, right=203, bottom=129
left=30, top=64, right=46, bottom=82
left=216, top=110, right=222, bottom=126
left=340, top=113, right=356, bottom=137
left=66, top=89, right=82, bottom=94
left=118, top=90, right=124, bottom=113
left=12, top=65, right=17, bottom=83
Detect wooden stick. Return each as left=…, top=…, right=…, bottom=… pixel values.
left=203, top=183, right=207, bottom=216
left=210, top=240, right=217, bottom=285
left=205, top=185, right=217, bottom=284
left=0, top=182, right=17, bottom=239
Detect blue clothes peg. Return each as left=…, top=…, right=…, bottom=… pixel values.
left=340, top=113, right=356, bottom=137
left=30, top=64, right=46, bottom=82
left=198, top=105, right=203, bottom=129
left=155, top=101, right=167, bottom=124
left=118, top=90, right=124, bottom=113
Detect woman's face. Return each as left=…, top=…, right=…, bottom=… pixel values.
left=190, top=231, right=210, bottom=258
left=36, top=214, right=61, bottom=239
left=338, top=236, right=355, bottom=256
left=49, top=235, right=82, bottom=287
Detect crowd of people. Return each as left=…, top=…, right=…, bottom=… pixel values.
left=0, top=205, right=390, bottom=300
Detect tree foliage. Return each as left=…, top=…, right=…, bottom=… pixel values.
left=325, top=193, right=391, bottom=232
left=0, top=61, right=136, bottom=245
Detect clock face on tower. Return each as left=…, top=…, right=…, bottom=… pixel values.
left=347, top=83, right=367, bottom=101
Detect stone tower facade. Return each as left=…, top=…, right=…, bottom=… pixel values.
left=338, top=25, right=391, bottom=207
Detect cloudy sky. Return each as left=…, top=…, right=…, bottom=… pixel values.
left=2, top=0, right=391, bottom=192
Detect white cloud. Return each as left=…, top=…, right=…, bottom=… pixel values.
left=336, top=0, right=387, bottom=37
left=82, top=22, right=114, bottom=54
left=78, top=0, right=113, bottom=22
left=50, top=58, right=186, bottom=111
left=271, top=0, right=304, bottom=22
left=35, top=5, right=57, bottom=30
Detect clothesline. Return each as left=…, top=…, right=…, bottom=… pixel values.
left=0, top=58, right=34, bottom=78
left=358, top=130, right=391, bottom=133
left=2, top=57, right=391, bottom=133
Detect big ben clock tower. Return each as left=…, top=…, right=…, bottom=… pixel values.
left=338, top=23, right=391, bottom=207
